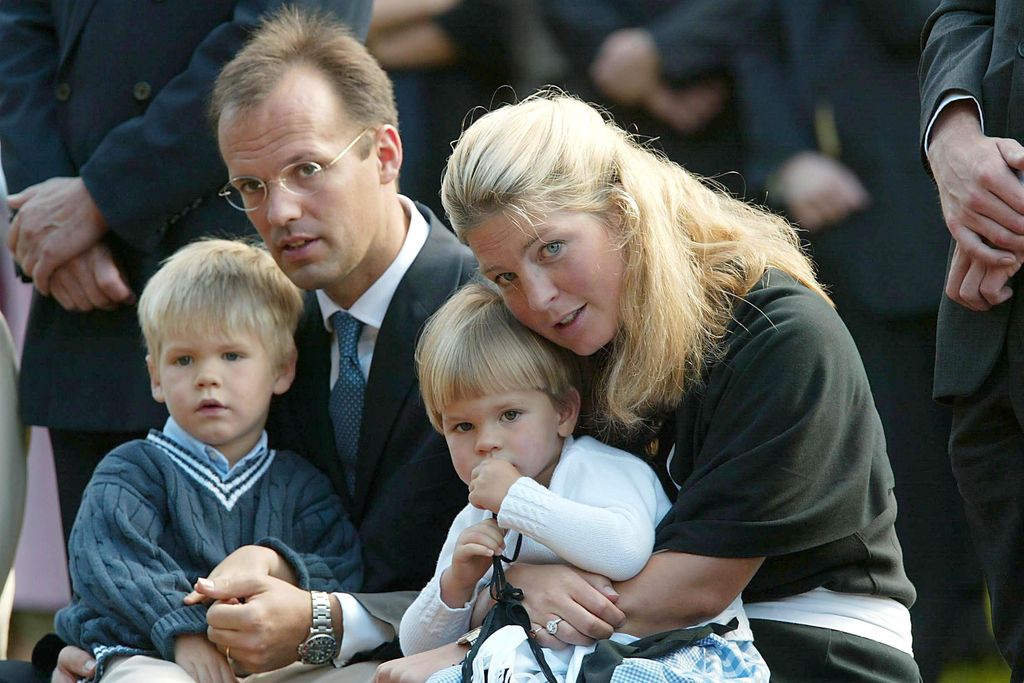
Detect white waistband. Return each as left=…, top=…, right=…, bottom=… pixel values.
left=745, top=587, right=913, bottom=655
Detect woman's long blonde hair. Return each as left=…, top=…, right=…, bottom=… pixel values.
left=442, top=92, right=827, bottom=434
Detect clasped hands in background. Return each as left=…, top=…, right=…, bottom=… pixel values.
left=929, top=101, right=1024, bottom=312
left=7, top=176, right=135, bottom=312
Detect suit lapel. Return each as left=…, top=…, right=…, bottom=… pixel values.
left=58, top=0, right=100, bottom=69
left=353, top=207, right=471, bottom=516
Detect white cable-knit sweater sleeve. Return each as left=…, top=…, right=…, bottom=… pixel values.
left=398, top=505, right=488, bottom=655
left=497, top=438, right=668, bottom=581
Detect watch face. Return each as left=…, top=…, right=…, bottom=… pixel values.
left=298, top=633, right=337, bottom=665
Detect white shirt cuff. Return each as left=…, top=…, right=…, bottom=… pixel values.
left=925, top=91, right=983, bottom=158
left=333, top=592, right=394, bottom=666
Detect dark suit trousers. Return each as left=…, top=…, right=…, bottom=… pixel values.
left=49, top=429, right=146, bottom=551
left=950, top=295, right=1024, bottom=682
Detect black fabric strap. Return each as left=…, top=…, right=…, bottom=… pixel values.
left=576, top=619, right=738, bottom=683
left=461, top=525, right=556, bottom=683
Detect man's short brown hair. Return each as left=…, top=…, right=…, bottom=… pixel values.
left=211, top=7, right=397, bottom=130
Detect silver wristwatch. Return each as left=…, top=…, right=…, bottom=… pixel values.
left=297, top=591, right=338, bottom=665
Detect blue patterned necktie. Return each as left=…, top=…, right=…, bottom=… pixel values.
left=329, top=311, right=364, bottom=497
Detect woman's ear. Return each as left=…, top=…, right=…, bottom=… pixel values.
left=556, top=388, right=581, bottom=437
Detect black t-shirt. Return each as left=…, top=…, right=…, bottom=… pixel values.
left=652, top=270, right=916, bottom=607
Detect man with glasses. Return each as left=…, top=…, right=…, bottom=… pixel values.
left=0, top=0, right=372, bottom=557
left=195, top=9, right=477, bottom=681
left=44, top=8, right=475, bottom=683
left=0, top=6, right=478, bottom=683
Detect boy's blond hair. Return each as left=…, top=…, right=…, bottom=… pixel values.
left=138, top=238, right=304, bottom=366
left=416, top=282, right=581, bottom=432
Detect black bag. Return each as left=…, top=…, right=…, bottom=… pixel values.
left=460, top=532, right=558, bottom=683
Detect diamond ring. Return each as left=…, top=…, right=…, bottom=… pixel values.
left=545, top=618, right=563, bottom=635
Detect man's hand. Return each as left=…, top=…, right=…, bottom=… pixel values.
left=191, top=574, right=315, bottom=673
left=928, top=100, right=1024, bottom=271
left=372, top=642, right=466, bottom=683
left=644, top=78, right=729, bottom=135
left=51, top=645, right=96, bottom=683
left=590, top=28, right=661, bottom=107
left=441, top=518, right=505, bottom=608
left=7, top=176, right=108, bottom=295
left=48, top=243, right=134, bottom=312
left=184, top=546, right=296, bottom=606
left=945, top=243, right=1022, bottom=311
left=174, top=633, right=238, bottom=683
left=502, top=564, right=623, bottom=648
left=774, top=151, right=870, bottom=232
left=468, top=459, right=521, bottom=513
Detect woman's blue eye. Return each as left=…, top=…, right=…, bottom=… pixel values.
left=495, top=272, right=516, bottom=285
left=541, top=241, right=563, bottom=257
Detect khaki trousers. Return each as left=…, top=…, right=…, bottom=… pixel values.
left=102, top=656, right=379, bottom=683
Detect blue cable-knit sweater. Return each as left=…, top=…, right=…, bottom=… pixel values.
left=55, top=429, right=362, bottom=672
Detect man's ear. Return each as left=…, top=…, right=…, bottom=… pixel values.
left=146, top=354, right=165, bottom=404
left=273, top=347, right=298, bottom=395
left=556, top=388, right=581, bottom=438
left=375, top=124, right=403, bottom=185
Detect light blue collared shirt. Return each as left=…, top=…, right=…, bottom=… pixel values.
left=161, top=417, right=268, bottom=479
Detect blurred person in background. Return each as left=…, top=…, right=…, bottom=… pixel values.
left=543, top=0, right=754, bottom=197
left=366, top=0, right=563, bottom=220
left=736, top=1, right=995, bottom=679
left=921, top=2, right=1024, bottom=680
left=0, top=0, right=371, bottom=555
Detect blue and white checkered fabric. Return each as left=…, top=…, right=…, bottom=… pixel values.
left=425, top=634, right=769, bottom=683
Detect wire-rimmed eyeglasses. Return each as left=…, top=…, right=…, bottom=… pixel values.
left=218, top=128, right=371, bottom=212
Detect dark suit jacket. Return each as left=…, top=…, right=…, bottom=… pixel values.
left=0, top=0, right=372, bottom=432
left=920, top=0, right=1023, bottom=398
left=266, top=204, right=478, bottom=599
left=740, top=0, right=945, bottom=318
left=543, top=0, right=753, bottom=197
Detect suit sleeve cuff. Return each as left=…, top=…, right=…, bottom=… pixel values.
left=334, top=593, right=393, bottom=665
left=925, top=91, right=983, bottom=158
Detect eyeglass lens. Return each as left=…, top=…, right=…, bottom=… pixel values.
left=220, top=161, right=327, bottom=211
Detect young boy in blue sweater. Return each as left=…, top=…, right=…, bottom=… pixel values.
left=55, top=239, right=362, bottom=682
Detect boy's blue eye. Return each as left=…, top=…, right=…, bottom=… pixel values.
left=223, top=351, right=241, bottom=361
left=454, top=423, right=473, bottom=433
left=501, top=410, right=521, bottom=422
left=173, top=356, right=192, bottom=367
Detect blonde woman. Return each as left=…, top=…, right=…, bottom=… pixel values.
left=376, top=93, right=919, bottom=683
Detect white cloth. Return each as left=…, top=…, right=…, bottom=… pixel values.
left=745, top=587, right=914, bottom=655
left=400, top=436, right=753, bottom=657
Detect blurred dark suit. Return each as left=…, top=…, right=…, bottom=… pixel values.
left=544, top=0, right=751, bottom=196
left=739, top=1, right=992, bottom=678
left=0, top=0, right=372, bottom=545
